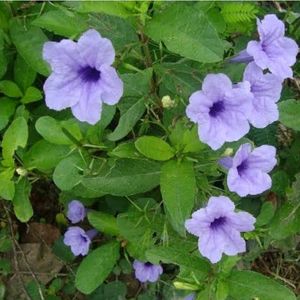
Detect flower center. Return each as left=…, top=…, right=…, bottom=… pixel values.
left=79, top=66, right=101, bottom=82
left=145, top=262, right=153, bottom=267
left=209, top=101, right=225, bottom=117
left=237, top=160, right=248, bottom=175
left=210, top=216, right=226, bottom=230
left=80, top=234, right=89, bottom=243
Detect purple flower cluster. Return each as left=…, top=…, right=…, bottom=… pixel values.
left=63, top=200, right=97, bottom=256
left=187, top=14, right=298, bottom=150
left=184, top=15, right=294, bottom=264
left=185, top=196, right=255, bottom=263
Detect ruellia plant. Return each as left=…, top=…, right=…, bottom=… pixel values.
left=0, top=1, right=299, bottom=300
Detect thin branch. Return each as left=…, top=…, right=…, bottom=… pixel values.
left=2, top=202, right=31, bottom=300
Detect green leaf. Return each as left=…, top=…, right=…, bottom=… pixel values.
left=13, top=177, right=33, bottom=223
left=135, top=136, right=175, bottom=161
left=23, top=140, right=70, bottom=172
left=121, top=69, right=153, bottom=98
left=10, top=19, right=49, bottom=76
left=146, top=244, right=210, bottom=280
left=89, top=282, right=127, bottom=300
left=76, top=1, right=133, bottom=18
left=89, top=13, right=138, bottom=51
left=2, top=117, right=28, bottom=166
left=228, top=270, right=296, bottom=300
left=109, top=141, right=140, bottom=159
left=117, top=201, right=163, bottom=260
left=0, top=97, right=17, bottom=131
left=0, top=80, right=22, bottom=98
left=155, top=62, right=202, bottom=99
left=279, top=99, right=300, bottom=131
left=36, top=116, right=82, bottom=145
left=14, top=54, right=37, bottom=91
left=21, top=86, right=42, bottom=104
left=145, top=3, right=224, bottom=63
left=220, top=2, right=258, bottom=24
left=0, top=168, right=15, bottom=200
left=255, top=202, right=275, bottom=227
left=107, top=97, right=146, bottom=141
left=88, top=211, right=119, bottom=236
left=270, top=202, right=300, bottom=240
left=270, top=173, right=300, bottom=239
left=53, top=153, right=86, bottom=191
left=0, top=30, right=7, bottom=80
left=160, top=160, right=196, bottom=235
left=81, top=159, right=161, bottom=196
left=32, top=9, right=88, bottom=37
left=271, top=170, right=289, bottom=196
left=75, top=241, right=120, bottom=294
left=107, top=69, right=153, bottom=142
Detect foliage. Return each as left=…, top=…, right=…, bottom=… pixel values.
left=0, top=1, right=299, bottom=300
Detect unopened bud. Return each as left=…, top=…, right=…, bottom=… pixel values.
left=162, top=95, right=176, bottom=108
left=16, top=167, right=28, bottom=177
left=173, top=281, right=199, bottom=291
left=223, top=147, right=233, bottom=157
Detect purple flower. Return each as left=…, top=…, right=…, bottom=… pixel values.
left=242, top=62, right=283, bottom=128
left=233, top=14, right=298, bottom=79
left=67, top=200, right=86, bottom=224
left=225, top=143, right=277, bottom=197
left=186, top=74, right=251, bottom=150
left=63, top=227, right=97, bottom=256
left=185, top=196, right=255, bottom=264
left=184, top=294, right=195, bottom=300
left=43, top=29, right=123, bottom=125
left=133, top=260, right=163, bottom=283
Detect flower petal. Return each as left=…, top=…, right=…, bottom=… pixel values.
left=248, top=97, right=279, bottom=128
left=232, top=143, right=252, bottom=168
left=222, top=227, right=246, bottom=256
left=257, top=14, right=285, bottom=46
left=99, top=65, right=123, bottom=105
left=198, top=231, right=224, bottom=264
left=43, top=40, right=83, bottom=73
left=227, top=168, right=250, bottom=197
left=44, top=72, right=82, bottom=110
left=247, top=145, right=277, bottom=172
left=71, top=83, right=103, bottom=125
left=232, top=168, right=272, bottom=196
left=206, top=196, right=235, bottom=217
left=186, top=91, right=211, bottom=123
left=202, top=74, right=232, bottom=102
left=228, top=212, right=256, bottom=232
left=243, top=62, right=282, bottom=102
left=247, top=41, right=269, bottom=70
left=77, top=29, right=115, bottom=68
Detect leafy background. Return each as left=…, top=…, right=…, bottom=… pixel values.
left=0, top=1, right=299, bottom=300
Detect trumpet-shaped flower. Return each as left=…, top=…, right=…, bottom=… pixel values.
left=133, top=260, right=163, bottom=283
left=186, top=74, right=251, bottom=150
left=185, top=196, right=255, bottom=263
left=43, top=29, right=123, bottom=124
left=224, top=143, right=277, bottom=197
left=232, top=14, right=298, bottom=79
left=67, top=200, right=86, bottom=224
left=63, top=227, right=97, bottom=256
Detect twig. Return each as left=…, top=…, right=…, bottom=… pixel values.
left=2, top=202, right=31, bottom=300
left=3, top=202, right=45, bottom=300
